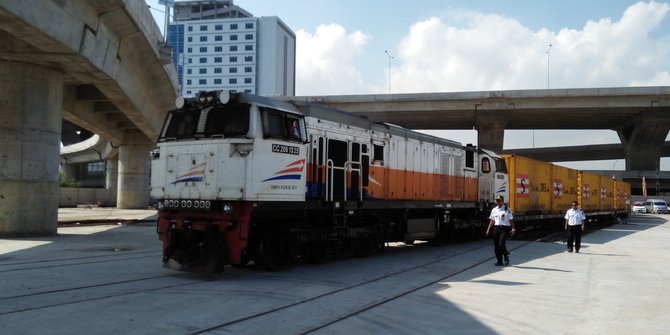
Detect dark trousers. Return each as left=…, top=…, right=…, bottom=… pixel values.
left=567, top=225, right=583, bottom=251
left=493, top=225, right=511, bottom=262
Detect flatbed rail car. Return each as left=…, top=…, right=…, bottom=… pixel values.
left=150, top=91, right=503, bottom=272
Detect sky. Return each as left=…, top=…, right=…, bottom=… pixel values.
left=146, top=0, right=670, bottom=170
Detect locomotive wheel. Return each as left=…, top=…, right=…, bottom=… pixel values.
left=354, top=237, right=371, bottom=257
left=305, top=242, right=327, bottom=264
left=257, top=233, right=282, bottom=271
left=231, top=249, right=250, bottom=268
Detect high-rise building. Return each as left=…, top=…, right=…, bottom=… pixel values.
left=168, top=0, right=296, bottom=97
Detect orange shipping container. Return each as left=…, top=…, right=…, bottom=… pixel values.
left=599, top=175, right=615, bottom=212
left=579, top=171, right=602, bottom=212
left=551, top=164, right=579, bottom=214
left=502, top=155, right=552, bottom=216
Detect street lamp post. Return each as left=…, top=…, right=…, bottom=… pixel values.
left=546, top=44, right=552, bottom=89
left=385, top=50, right=394, bottom=94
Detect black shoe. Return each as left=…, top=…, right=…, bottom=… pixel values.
left=494, top=262, right=504, bottom=266
left=568, top=249, right=573, bottom=253
left=576, top=250, right=580, bottom=253
left=504, top=254, right=509, bottom=265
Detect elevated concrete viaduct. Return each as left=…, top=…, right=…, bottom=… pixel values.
left=0, top=0, right=177, bottom=236
left=285, top=87, right=670, bottom=171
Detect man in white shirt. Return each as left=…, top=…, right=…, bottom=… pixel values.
left=486, top=195, right=516, bottom=266
left=564, top=201, right=586, bottom=253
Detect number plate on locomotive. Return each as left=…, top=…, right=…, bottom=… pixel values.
left=272, top=144, right=300, bottom=155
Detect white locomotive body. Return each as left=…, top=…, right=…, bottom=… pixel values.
left=151, top=91, right=508, bottom=272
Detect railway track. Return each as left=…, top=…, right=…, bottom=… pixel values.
left=0, top=220, right=602, bottom=333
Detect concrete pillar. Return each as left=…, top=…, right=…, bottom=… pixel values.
left=0, top=62, right=62, bottom=236
left=474, top=108, right=514, bottom=152
left=106, top=157, right=118, bottom=190
left=117, top=131, right=152, bottom=209
left=618, top=118, right=670, bottom=171
left=106, top=157, right=118, bottom=205
left=61, top=162, right=78, bottom=183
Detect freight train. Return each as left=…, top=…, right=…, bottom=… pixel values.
left=150, top=90, right=630, bottom=272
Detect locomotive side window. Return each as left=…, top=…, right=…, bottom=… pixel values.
left=481, top=157, right=491, bottom=173
left=204, top=104, right=250, bottom=138
left=494, top=158, right=507, bottom=173
left=261, top=107, right=304, bottom=142
left=161, top=110, right=200, bottom=141
left=465, top=150, right=474, bottom=169
left=373, top=144, right=384, bottom=165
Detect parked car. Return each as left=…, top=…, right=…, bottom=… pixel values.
left=645, top=199, right=668, bottom=214
left=632, top=201, right=646, bottom=213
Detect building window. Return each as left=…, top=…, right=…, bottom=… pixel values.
left=199, top=79, right=206, bottom=85
left=188, top=26, right=193, bottom=32
left=245, top=56, right=253, bottom=62
left=87, top=161, right=105, bottom=173
left=200, top=25, right=208, bottom=31
left=215, top=46, right=222, bottom=52
left=199, top=57, right=207, bottom=63
left=229, top=45, right=238, bottom=52
left=229, top=78, right=237, bottom=84
left=188, top=58, right=192, bottom=64
left=214, top=57, right=222, bottom=63
left=229, top=67, right=237, bottom=73
left=245, top=34, right=253, bottom=40
left=187, top=37, right=193, bottom=42
left=186, top=79, right=192, bottom=85
left=245, top=45, right=253, bottom=51
left=244, top=67, right=252, bottom=73
left=244, top=78, right=252, bottom=84
left=245, top=23, right=254, bottom=29
left=230, top=23, right=238, bottom=30
left=230, top=35, right=238, bottom=41
left=215, top=24, right=223, bottom=31
left=200, top=36, right=207, bottom=42
left=187, top=69, right=192, bottom=74
left=215, top=35, right=222, bottom=41
left=199, top=47, right=207, bottom=52
left=199, top=68, right=207, bottom=74
left=214, top=67, right=222, bottom=73
left=230, top=56, right=237, bottom=62
left=214, top=79, right=222, bottom=84
left=187, top=47, right=192, bottom=53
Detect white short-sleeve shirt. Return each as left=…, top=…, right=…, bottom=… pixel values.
left=564, top=208, right=586, bottom=226
left=489, top=205, right=514, bottom=226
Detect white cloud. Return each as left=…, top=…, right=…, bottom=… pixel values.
left=295, top=2, right=670, bottom=94
left=390, top=1, right=670, bottom=92
left=295, top=24, right=373, bottom=95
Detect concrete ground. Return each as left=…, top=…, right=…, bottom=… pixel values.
left=0, top=210, right=668, bottom=334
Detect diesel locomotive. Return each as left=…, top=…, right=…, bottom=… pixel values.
left=150, top=90, right=629, bottom=272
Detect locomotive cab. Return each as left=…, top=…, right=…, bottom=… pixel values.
left=151, top=91, right=309, bottom=271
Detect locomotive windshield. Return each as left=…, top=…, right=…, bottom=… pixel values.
left=159, top=103, right=250, bottom=142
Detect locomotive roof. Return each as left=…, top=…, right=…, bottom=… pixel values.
left=235, top=92, right=304, bottom=115
left=289, top=100, right=463, bottom=149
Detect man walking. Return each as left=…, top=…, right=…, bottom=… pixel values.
left=565, top=201, right=586, bottom=253
left=486, top=195, right=515, bottom=266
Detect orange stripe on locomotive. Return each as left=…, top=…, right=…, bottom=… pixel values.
left=305, top=163, right=478, bottom=202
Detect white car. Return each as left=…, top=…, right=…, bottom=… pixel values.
left=632, top=201, right=646, bottom=213
left=645, top=199, right=668, bottom=214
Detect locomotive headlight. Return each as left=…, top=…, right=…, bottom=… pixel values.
left=222, top=202, right=233, bottom=214
left=150, top=149, right=160, bottom=160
